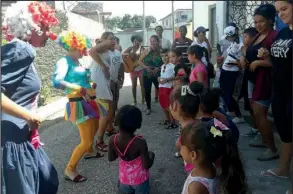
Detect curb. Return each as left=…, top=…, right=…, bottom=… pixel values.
left=37, top=97, right=68, bottom=130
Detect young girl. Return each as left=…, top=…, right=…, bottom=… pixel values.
left=108, top=105, right=155, bottom=194
left=158, top=49, right=177, bottom=129
left=180, top=121, right=247, bottom=194
left=187, top=45, right=209, bottom=88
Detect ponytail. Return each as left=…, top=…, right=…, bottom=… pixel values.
left=219, top=134, right=248, bottom=194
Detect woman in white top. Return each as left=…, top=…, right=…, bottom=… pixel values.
left=192, top=26, right=212, bottom=62
left=155, top=25, right=172, bottom=50
left=89, top=31, right=116, bottom=152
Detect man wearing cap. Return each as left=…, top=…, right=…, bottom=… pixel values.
left=192, top=26, right=212, bottom=59
left=155, top=25, right=172, bottom=50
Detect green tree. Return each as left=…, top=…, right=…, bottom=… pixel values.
left=104, top=14, right=157, bottom=30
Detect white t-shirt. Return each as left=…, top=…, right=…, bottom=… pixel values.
left=110, top=49, right=123, bottom=82
left=159, top=63, right=175, bottom=88
left=222, top=41, right=244, bottom=72
left=218, top=38, right=231, bottom=58
left=90, top=51, right=113, bottom=101
left=191, top=39, right=208, bottom=66
left=160, top=37, right=172, bottom=50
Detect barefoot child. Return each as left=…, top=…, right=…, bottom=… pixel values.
left=180, top=121, right=247, bottom=194
left=158, top=49, right=177, bottom=129
left=108, top=105, right=155, bottom=194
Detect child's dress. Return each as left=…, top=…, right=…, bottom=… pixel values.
left=182, top=169, right=218, bottom=194
left=114, top=134, right=150, bottom=192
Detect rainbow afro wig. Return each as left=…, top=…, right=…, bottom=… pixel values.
left=58, top=31, right=92, bottom=56
left=2, top=1, right=59, bottom=41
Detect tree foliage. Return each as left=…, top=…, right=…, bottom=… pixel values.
left=104, top=14, right=157, bottom=30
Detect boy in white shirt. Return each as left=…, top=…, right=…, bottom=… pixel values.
left=158, top=49, right=177, bottom=129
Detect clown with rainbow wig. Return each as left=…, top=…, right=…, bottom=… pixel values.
left=1, top=1, right=59, bottom=194
left=52, top=31, right=106, bottom=183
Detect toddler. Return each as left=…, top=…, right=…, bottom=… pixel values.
left=108, top=105, right=155, bottom=194
left=180, top=121, right=247, bottom=194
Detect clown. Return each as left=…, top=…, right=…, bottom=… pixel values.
left=1, top=1, right=59, bottom=194
left=52, top=31, right=106, bottom=183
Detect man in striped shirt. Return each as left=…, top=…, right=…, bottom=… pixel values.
left=172, top=25, right=193, bottom=65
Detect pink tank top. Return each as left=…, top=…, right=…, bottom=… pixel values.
left=189, top=63, right=208, bottom=87
left=114, top=134, right=150, bottom=185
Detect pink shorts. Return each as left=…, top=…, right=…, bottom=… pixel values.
left=130, top=70, right=143, bottom=79
left=159, top=87, right=172, bottom=109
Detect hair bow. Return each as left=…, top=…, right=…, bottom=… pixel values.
left=214, top=118, right=229, bottom=130
left=210, top=126, right=223, bottom=138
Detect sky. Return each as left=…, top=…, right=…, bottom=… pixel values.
left=101, top=1, right=192, bottom=20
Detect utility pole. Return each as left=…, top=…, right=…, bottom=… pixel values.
left=172, top=1, right=174, bottom=40
left=192, top=1, right=194, bottom=40
left=143, top=1, right=147, bottom=46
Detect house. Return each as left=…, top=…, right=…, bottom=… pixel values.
left=70, top=1, right=111, bottom=25
left=158, top=9, right=193, bottom=29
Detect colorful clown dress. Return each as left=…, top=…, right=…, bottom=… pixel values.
left=53, top=56, right=106, bottom=125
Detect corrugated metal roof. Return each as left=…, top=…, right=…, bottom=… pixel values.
left=71, top=2, right=103, bottom=13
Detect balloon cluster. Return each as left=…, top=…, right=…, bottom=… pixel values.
left=2, top=1, right=59, bottom=41
left=58, top=31, right=92, bottom=56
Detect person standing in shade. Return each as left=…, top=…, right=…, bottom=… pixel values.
left=172, top=25, right=193, bottom=66
left=155, top=25, right=172, bottom=50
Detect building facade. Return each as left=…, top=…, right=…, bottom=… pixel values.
left=159, top=9, right=193, bottom=29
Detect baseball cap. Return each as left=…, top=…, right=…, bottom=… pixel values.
left=228, top=22, right=238, bottom=29
left=193, top=26, right=209, bottom=37
left=221, top=26, right=237, bottom=39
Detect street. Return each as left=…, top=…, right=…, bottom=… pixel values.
left=40, top=75, right=290, bottom=194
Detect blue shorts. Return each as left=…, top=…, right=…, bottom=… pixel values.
left=120, top=179, right=150, bottom=194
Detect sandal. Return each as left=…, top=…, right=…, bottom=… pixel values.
left=84, top=152, right=104, bottom=160
left=159, top=120, right=170, bottom=125
left=65, top=174, right=87, bottom=183
left=96, top=142, right=108, bottom=152
left=261, top=169, right=289, bottom=179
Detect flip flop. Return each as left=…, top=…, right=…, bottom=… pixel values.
left=261, top=169, right=289, bottom=179
left=96, top=142, right=108, bottom=152
left=64, top=174, right=87, bottom=183
left=84, top=152, right=104, bottom=160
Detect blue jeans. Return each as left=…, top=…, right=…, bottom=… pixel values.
left=120, top=179, right=150, bottom=194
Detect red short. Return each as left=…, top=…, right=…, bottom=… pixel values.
left=130, top=70, right=143, bottom=79
left=159, top=87, right=172, bottom=109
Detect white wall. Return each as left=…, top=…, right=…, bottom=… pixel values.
left=66, top=12, right=105, bottom=40
left=216, top=1, right=227, bottom=39
left=193, top=1, right=216, bottom=39
left=115, top=29, right=173, bottom=53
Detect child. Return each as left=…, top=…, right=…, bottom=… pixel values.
left=158, top=49, right=177, bottom=129
left=180, top=121, right=248, bottom=194
left=187, top=45, right=209, bottom=88
left=239, top=27, right=259, bottom=136
left=108, top=105, right=155, bottom=194
left=196, top=84, right=240, bottom=143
